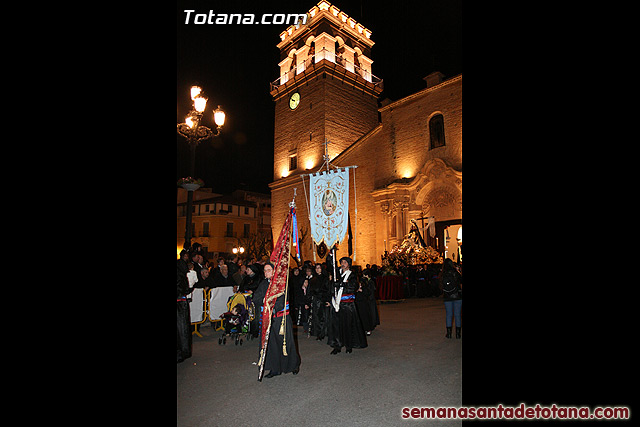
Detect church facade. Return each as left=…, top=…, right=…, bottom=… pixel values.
left=269, top=0, right=462, bottom=266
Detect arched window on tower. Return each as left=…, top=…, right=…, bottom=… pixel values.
left=289, top=53, right=297, bottom=71
left=308, top=41, right=315, bottom=59
left=429, top=114, right=446, bottom=149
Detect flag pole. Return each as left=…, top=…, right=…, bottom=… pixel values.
left=257, top=190, right=297, bottom=382
left=281, top=192, right=297, bottom=356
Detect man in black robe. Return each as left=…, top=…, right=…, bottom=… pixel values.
left=177, top=249, right=193, bottom=363
left=327, top=256, right=368, bottom=354
left=355, top=269, right=380, bottom=335
left=253, top=262, right=300, bottom=378
left=309, top=263, right=330, bottom=340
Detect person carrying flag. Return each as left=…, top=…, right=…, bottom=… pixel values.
left=255, top=199, right=301, bottom=381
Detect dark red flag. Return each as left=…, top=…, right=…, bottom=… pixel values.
left=257, top=207, right=294, bottom=380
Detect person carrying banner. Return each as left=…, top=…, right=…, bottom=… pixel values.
left=256, top=201, right=301, bottom=381
left=327, top=256, right=368, bottom=354
left=253, top=262, right=300, bottom=378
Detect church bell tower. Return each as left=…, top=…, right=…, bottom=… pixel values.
left=269, top=0, right=383, bottom=182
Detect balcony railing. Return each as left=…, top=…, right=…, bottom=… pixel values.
left=270, top=48, right=383, bottom=92
left=178, top=208, right=241, bottom=217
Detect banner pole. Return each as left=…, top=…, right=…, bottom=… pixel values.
left=332, top=245, right=337, bottom=282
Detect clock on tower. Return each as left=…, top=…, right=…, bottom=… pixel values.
left=269, top=0, right=383, bottom=183
left=289, top=92, right=300, bottom=110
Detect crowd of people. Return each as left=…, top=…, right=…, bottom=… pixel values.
left=177, top=242, right=462, bottom=366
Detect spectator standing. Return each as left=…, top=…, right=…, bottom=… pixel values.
left=227, top=254, right=239, bottom=278
left=177, top=249, right=192, bottom=363
left=232, top=264, right=247, bottom=289
left=440, top=258, right=462, bottom=339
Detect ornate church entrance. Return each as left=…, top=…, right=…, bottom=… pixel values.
left=373, top=158, right=462, bottom=262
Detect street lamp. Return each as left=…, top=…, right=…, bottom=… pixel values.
left=177, top=85, right=226, bottom=250
left=213, top=105, right=226, bottom=127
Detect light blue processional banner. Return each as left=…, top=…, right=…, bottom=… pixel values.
left=309, top=168, right=349, bottom=248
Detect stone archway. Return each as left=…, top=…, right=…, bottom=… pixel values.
left=372, top=158, right=462, bottom=259
left=419, top=185, right=462, bottom=222
left=414, top=159, right=462, bottom=222
left=412, top=160, right=461, bottom=255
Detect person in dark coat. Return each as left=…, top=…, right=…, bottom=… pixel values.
left=191, top=252, right=205, bottom=282
left=415, top=264, right=428, bottom=297
left=242, top=264, right=263, bottom=337
left=190, top=242, right=208, bottom=266
left=177, top=249, right=193, bottom=363
left=356, top=269, right=379, bottom=335
left=211, top=264, right=233, bottom=288
left=226, top=254, right=239, bottom=278
left=253, top=262, right=300, bottom=378
left=241, top=264, right=263, bottom=293
left=232, top=264, right=246, bottom=289
left=327, top=256, right=368, bottom=354
left=195, top=267, right=214, bottom=291
left=295, top=266, right=313, bottom=331
left=427, top=264, right=441, bottom=297
left=440, top=258, right=463, bottom=338
left=288, top=267, right=301, bottom=313
left=295, top=274, right=313, bottom=333
left=309, top=263, right=330, bottom=340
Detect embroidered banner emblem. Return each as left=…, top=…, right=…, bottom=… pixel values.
left=309, top=168, right=349, bottom=248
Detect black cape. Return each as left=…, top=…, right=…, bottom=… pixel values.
left=254, top=279, right=300, bottom=374
left=440, top=258, right=462, bottom=301
left=177, top=259, right=192, bottom=362
left=355, top=276, right=380, bottom=332
left=327, top=270, right=368, bottom=350
left=309, top=271, right=331, bottom=339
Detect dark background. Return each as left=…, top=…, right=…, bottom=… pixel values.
left=89, top=1, right=630, bottom=420
left=172, top=0, right=631, bottom=416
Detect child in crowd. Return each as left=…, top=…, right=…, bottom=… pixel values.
left=186, top=262, right=198, bottom=289
left=220, top=305, right=242, bottom=334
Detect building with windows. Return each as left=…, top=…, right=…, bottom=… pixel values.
left=231, top=190, right=272, bottom=236
left=177, top=188, right=270, bottom=259
left=269, top=0, right=462, bottom=265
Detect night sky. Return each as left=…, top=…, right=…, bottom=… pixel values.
left=177, top=0, right=461, bottom=194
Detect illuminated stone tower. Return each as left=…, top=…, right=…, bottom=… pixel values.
left=269, top=0, right=383, bottom=247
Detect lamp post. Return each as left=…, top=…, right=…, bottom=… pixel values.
left=177, top=85, right=226, bottom=250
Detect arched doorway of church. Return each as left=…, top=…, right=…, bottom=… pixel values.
left=419, top=218, right=461, bottom=262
